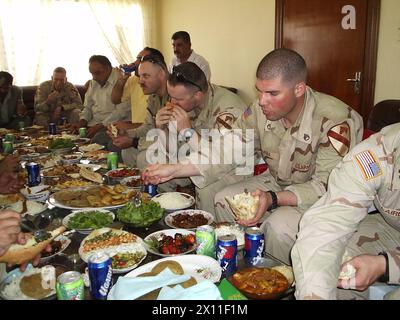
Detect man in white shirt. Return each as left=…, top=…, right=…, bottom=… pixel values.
left=68, top=55, right=130, bottom=150
left=170, top=31, right=211, bottom=82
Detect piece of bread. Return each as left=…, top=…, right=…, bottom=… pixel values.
left=0, top=226, right=66, bottom=265
left=79, top=167, right=103, bottom=184
left=225, top=192, right=259, bottom=220
left=272, top=265, right=294, bottom=286
left=110, top=124, right=118, bottom=137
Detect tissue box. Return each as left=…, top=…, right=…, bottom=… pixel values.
left=218, top=279, right=248, bottom=300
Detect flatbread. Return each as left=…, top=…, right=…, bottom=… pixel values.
left=0, top=226, right=66, bottom=265
left=225, top=192, right=259, bottom=220
left=79, top=167, right=103, bottom=184
left=110, top=124, right=118, bottom=137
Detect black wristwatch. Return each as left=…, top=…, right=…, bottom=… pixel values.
left=266, top=190, right=278, bottom=211
left=378, top=252, right=389, bottom=283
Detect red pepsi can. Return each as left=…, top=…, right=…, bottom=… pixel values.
left=143, top=183, right=157, bottom=197
left=49, top=122, right=57, bottom=135
left=216, top=234, right=238, bottom=276
left=88, top=252, right=113, bottom=300
left=26, top=162, right=41, bottom=186
left=244, top=227, right=265, bottom=265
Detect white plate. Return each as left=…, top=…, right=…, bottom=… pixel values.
left=164, top=209, right=214, bottom=230
left=77, top=163, right=101, bottom=172
left=79, top=143, right=105, bottom=152
left=78, top=228, right=147, bottom=274
left=62, top=209, right=115, bottom=234
left=143, top=229, right=196, bottom=257
left=122, top=254, right=222, bottom=283
left=7, top=200, right=48, bottom=217
left=120, top=176, right=142, bottom=189
left=152, top=192, right=195, bottom=212
left=39, top=235, right=71, bottom=263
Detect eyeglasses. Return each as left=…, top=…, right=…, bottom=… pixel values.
left=171, top=69, right=202, bottom=92
left=140, top=55, right=167, bottom=70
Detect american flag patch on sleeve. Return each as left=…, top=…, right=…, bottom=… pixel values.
left=243, top=106, right=252, bottom=119
left=354, top=150, right=382, bottom=180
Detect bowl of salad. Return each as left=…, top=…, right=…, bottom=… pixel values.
left=62, top=209, right=115, bottom=234
left=116, top=199, right=163, bottom=228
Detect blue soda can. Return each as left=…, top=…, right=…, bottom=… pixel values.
left=88, top=252, right=113, bottom=300
left=60, top=116, right=67, bottom=125
left=244, top=227, right=265, bottom=265
left=26, top=162, right=41, bottom=186
left=143, top=183, right=157, bottom=197
left=216, top=234, right=238, bottom=276
left=49, top=122, right=57, bottom=135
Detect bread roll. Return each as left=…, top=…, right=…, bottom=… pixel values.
left=225, top=192, right=259, bottom=220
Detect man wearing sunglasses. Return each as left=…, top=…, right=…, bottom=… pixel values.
left=143, top=49, right=363, bottom=263
left=141, top=61, right=247, bottom=214
left=108, top=53, right=170, bottom=168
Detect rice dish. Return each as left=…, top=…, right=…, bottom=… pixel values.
left=215, top=225, right=245, bottom=247
left=0, top=268, right=55, bottom=300
left=153, top=193, right=192, bottom=209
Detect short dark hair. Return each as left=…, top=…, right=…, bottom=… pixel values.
left=169, top=62, right=208, bottom=92
left=53, top=67, right=66, bottom=74
left=0, top=71, right=13, bottom=85
left=171, top=31, right=191, bottom=43
left=256, top=48, right=307, bottom=85
left=89, top=55, right=112, bottom=67
left=143, top=47, right=165, bottom=61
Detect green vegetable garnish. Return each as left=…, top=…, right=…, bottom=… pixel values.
left=68, top=211, right=113, bottom=229
left=116, top=200, right=163, bottom=227
left=48, top=138, right=75, bottom=149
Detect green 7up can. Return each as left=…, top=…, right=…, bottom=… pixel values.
left=196, top=225, right=216, bottom=258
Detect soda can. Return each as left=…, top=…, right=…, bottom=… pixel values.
left=60, top=116, right=67, bottom=126
left=3, top=141, right=13, bottom=154
left=244, top=227, right=265, bottom=265
left=56, top=271, right=85, bottom=300
left=143, top=183, right=157, bottom=197
left=216, top=234, right=238, bottom=276
left=49, top=123, right=57, bottom=135
left=79, top=127, right=87, bottom=138
left=107, top=152, right=118, bottom=170
left=26, top=162, right=41, bottom=186
left=195, top=225, right=216, bottom=258
left=88, top=252, right=113, bottom=300
left=4, top=133, right=14, bottom=143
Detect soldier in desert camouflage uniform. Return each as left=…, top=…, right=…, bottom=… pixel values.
left=139, top=62, right=246, bottom=213
left=292, top=123, right=400, bottom=300
left=34, top=67, right=83, bottom=126
left=212, top=49, right=363, bottom=264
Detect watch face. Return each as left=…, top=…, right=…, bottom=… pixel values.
left=183, top=128, right=194, bottom=140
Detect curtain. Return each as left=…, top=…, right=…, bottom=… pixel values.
left=0, top=0, right=153, bottom=85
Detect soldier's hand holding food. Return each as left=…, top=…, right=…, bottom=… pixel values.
left=141, top=164, right=180, bottom=185
left=337, top=254, right=387, bottom=291
left=156, top=103, right=175, bottom=129
left=170, top=105, right=191, bottom=132
left=227, top=190, right=264, bottom=226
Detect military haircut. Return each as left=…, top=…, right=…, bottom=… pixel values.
left=169, top=62, right=208, bottom=93
left=0, top=71, right=13, bottom=85
left=256, top=48, right=307, bottom=85
left=143, top=47, right=165, bottom=61
left=88, top=55, right=112, bottom=67
left=53, top=67, right=66, bottom=75
left=171, top=31, right=191, bottom=43
left=140, top=54, right=168, bottom=73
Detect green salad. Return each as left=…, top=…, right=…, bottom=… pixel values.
left=116, top=200, right=163, bottom=227
left=48, top=138, right=75, bottom=149
left=67, top=211, right=113, bottom=229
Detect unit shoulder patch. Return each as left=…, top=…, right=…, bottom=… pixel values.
left=327, top=122, right=351, bottom=156
left=354, top=150, right=383, bottom=181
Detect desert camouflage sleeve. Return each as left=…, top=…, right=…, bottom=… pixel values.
left=291, top=139, right=383, bottom=300
left=60, top=83, right=83, bottom=111
left=387, top=249, right=400, bottom=285
left=34, top=82, right=51, bottom=113
left=189, top=102, right=260, bottom=188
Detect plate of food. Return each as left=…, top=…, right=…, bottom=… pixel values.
left=79, top=143, right=105, bottom=153
left=62, top=209, right=115, bottom=234
left=7, top=200, right=48, bottom=217
left=116, top=198, right=163, bottom=228
left=0, top=264, right=67, bottom=300
left=152, top=192, right=195, bottom=212
left=39, top=235, right=71, bottom=263
left=41, top=164, right=81, bottom=178
left=78, top=228, right=147, bottom=274
left=144, top=229, right=196, bottom=257
left=105, top=168, right=140, bottom=184
left=229, top=265, right=293, bottom=300
left=60, top=152, right=84, bottom=164
left=48, top=185, right=135, bottom=210
left=164, top=209, right=214, bottom=230
left=120, top=175, right=142, bottom=189
left=214, top=222, right=245, bottom=249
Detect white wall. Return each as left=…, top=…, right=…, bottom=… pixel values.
left=156, top=0, right=400, bottom=106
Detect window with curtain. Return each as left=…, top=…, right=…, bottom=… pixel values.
left=0, top=0, right=147, bottom=86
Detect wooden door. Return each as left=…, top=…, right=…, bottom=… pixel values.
left=276, top=0, right=380, bottom=123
